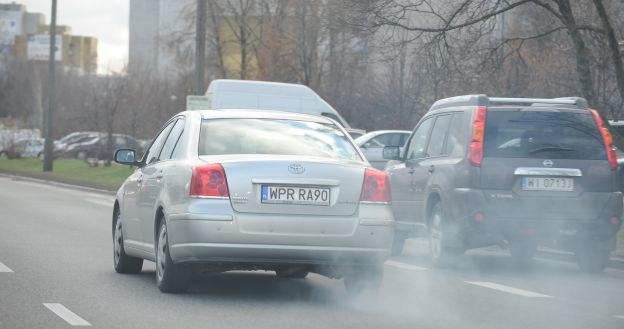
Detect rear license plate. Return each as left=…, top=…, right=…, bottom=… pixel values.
left=521, top=177, right=574, bottom=191
left=261, top=185, right=330, bottom=206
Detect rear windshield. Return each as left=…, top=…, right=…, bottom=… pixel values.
left=199, top=118, right=361, bottom=161
left=483, top=110, right=606, bottom=160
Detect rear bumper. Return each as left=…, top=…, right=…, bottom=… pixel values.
left=449, top=188, right=623, bottom=248
left=166, top=202, right=394, bottom=266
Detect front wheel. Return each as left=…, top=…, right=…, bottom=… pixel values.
left=428, top=202, right=462, bottom=267
left=113, top=210, right=143, bottom=274
left=156, top=221, right=190, bottom=293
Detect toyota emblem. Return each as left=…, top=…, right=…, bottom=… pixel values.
left=288, top=164, right=305, bottom=174
left=543, top=159, right=554, bottom=167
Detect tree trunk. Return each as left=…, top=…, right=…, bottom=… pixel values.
left=556, top=0, right=598, bottom=107
left=592, top=0, right=624, bottom=115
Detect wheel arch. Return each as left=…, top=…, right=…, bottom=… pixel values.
left=154, top=206, right=165, bottom=246
left=425, top=192, right=441, bottom=229
left=112, top=201, right=120, bottom=237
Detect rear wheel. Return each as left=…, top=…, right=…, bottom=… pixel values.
left=343, top=265, right=383, bottom=296
left=156, top=221, right=190, bottom=293
left=576, top=242, right=611, bottom=273
left=113, top=209, right=143, bottom=274
left=428, top=202, right=462, bottom=267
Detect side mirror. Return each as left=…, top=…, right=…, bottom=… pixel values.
left=114, top=149, right=138, bottom=166
left=383, top=146, right=401, bottom=160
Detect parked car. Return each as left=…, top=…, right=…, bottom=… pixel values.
left=112, top=109, right=393, bottom=293
left=63, top=134, right=139, bottom=160
left=355, top=130, right=411, bottom=169
left=0, top=138, right=44, bottom=159
left=54, top=131, right=99, bottom=152
left=383, top=95, right=622, bottom=272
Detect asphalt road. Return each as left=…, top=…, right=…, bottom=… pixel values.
left=1, top=175, right=624, bottom=329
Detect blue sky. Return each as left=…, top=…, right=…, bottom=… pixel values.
left=18, top=0, right=129, bottom=73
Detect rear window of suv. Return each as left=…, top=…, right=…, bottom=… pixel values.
left=483, top=110, right=606, bottom=160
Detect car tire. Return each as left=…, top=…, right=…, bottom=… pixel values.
left=390, top=233, right=406, bottom=256
left=509, top=239, right=536, bottom=268
left=343, top=265, right=383, bottom=296
left=113, top=209, right=143, bottom=274
left=275, top=268, right=309, bottom=279
left=156, top=221, right=190, bottom=293
left=428, top=202, right=462, bottom=267
left=576, top=242, right=611, bottom=273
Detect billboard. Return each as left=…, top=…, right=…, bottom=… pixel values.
left=27, top=34, right=62, bottom=61
left=0, top=10, right=22, bottom=54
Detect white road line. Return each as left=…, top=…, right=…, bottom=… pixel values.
left=465, top=281, right=553, bottom=298
left=0, top=261, right=13, bottom=273
left=43, top=303, right=91, bottom=326
left=385, top=260, right=428, bottom=271
left=84, top=198, right=114, bottom=207
left=614, top=315, right=624, bottom=320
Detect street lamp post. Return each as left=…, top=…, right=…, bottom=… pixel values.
left=195, top=0, right=206, bottom=95
left=43, top=0, right=57, bottom=172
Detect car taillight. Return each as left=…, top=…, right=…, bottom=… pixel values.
left=190, top=163, right=229, bottom=198
left=590, top=109, right=617, bottom=170
left=360, top=168, right=391, bottom=203
left=469, top=106, right=487, bottom=166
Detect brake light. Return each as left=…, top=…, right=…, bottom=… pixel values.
left=590, top=109, right=617, bottom=170
left=469, top=106, right=487, bottom=166
left=360, top=168, right=391, bottom=203
left=190, top=163, right=229, bottom=198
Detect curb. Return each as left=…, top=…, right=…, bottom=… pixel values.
left=0, top=172, right=116, bottom=196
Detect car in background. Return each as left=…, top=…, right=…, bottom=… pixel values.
left=346, top=128, right=367, bottom=139
left=383, top=95, right=622, bottom=273
left=112, top=109, right=393, bottom=294
left=63, top=134, right=140, bottom=160
left=355, top=130, right=411, bottom=169
left=0, top=138, right=44, bottom=159
left=54, top=131, right=99, bottom=152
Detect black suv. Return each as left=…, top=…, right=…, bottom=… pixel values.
left=384, top=95, right=622, bottom=272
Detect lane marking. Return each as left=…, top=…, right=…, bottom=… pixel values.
left=385, top=260, right=428, bottom=271
left=84, top=198, right=114, bottom=207
left=43, top=303, right=91, bottom=326
left=0, top=261, right=13, bottom=273
left=465, top=281, right=553, bottom=298
left=614, top=315, right=624, bottom=319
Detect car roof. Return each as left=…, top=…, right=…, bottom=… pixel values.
left=190, top=109, right=338, bottom=125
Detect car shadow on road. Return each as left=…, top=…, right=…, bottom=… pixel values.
left=126, top=267, right=349, bottom=305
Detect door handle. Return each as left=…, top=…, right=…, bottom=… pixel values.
left=137, top=175, right=143, bottom=184
left=428, top=165, right=435, bottom=173
left=408, top=167, right=415, bottom=174
left=156, top=171, right=164, bottom=179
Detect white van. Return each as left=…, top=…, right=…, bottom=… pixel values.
left=202, top=79, right=351, bottom=128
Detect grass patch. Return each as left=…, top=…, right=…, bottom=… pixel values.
left=0, top=158, right=133, bottom=191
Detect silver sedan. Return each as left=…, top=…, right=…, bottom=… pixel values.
left=112, top=110, right=394, bottom=293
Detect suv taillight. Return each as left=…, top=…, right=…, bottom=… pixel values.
left=590, top=109, right=617, bottom=170
left=469, top=106, right=487, bottom=166
left=190, top=163, right=230, bottom=198
left=360, top=168, right=391, bottom=203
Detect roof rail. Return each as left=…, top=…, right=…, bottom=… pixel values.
left=429, top=95, right=588, bottom=111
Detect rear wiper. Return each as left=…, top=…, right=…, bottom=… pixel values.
left=528, top=146, right=577, bottom=154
